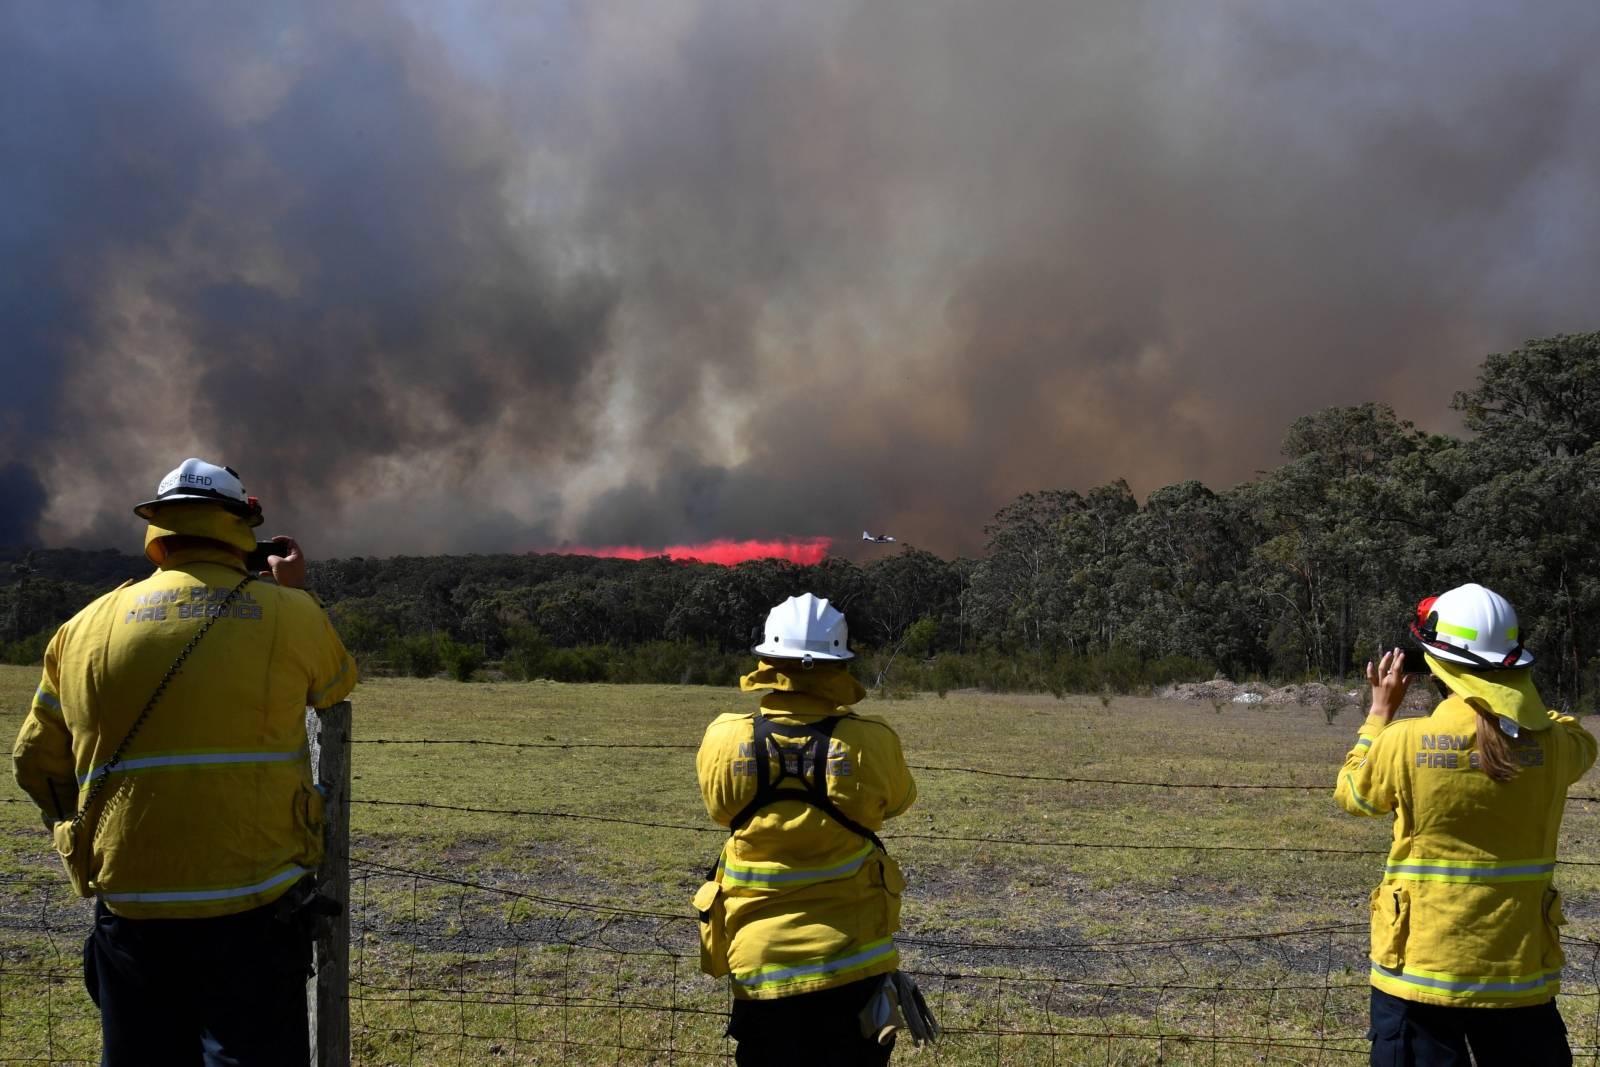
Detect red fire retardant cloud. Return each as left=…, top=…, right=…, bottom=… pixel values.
left=552, top=537, right=832, bottom=565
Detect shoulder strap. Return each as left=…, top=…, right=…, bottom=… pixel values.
left=728, top=711, right=886, bottom=853
left=70, top=574, right=256, bottom=829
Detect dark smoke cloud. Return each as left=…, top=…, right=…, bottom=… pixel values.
left=1, top=3, right=614, bottom=555
left=0, top=464, right=46, bottom=546
left=6, top=2, right=1600, bottom=558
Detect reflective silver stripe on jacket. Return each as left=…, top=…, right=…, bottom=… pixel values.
left=99, top=865, right=309, bottom=905
left=732, top=937, right=897, bottom=994
left=721, top=844, right=874, bottom=888
left=1383, top=857, right=1556, bottom=883
left=79, top=748, right=308, bottom=786
left=1371, top=962, right=1561, bottom=997
left=310, top=657, right=353, bottom=706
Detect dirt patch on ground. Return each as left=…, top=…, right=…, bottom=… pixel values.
left=1159, top=677, right=1436, bottom=712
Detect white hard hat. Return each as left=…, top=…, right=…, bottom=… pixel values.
left=1410, top=583, right=1532, bottom=670
left=752, top=593, right=853, bottom=662
left=134, top=458, right=263, bottom=527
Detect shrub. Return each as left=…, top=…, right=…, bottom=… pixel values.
left=0, top=627, right=51, bottom=666
left=388, top=634, right=443, bottom=678
left=443, top=639, right=485, bottom=683
left=501, top=625, right=551, bottom=681
left=541, top=646, right=608, bottom=683
left=864, top=646, right=1214, bottom=697
left=900, top=616, right=939, bottom=659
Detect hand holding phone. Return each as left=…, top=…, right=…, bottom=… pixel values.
left=244, top=536, right=307, bottom=588
left=245, top=539, right=283, bottom=574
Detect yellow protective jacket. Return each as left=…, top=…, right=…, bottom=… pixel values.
left=695, top=662, right=916, bottom=1000
left=13, top=545, right=357, bottom=918
left=1335, top=694, right=1597, bottom=1007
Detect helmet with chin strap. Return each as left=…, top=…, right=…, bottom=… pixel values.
left=134, top=458, right=263, bottom=527
left=752, top=593, right=852, bottom=665
left=1410, top=583, right=1532, bottom=671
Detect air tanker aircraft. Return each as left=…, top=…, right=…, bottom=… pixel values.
left=862, top=531, right=896, bottom=543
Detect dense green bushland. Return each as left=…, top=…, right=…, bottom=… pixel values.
left=6, top=334, right=1600, bottom=704
left=367, top=629, right=1208, bottom=694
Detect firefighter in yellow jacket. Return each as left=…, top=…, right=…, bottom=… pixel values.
left=12, top=458, right=357, bottom=1065
left=1336, top=583, right=1596, bottom=1066
left=696, top=593, right=917, bottom=1066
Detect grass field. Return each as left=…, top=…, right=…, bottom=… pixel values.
left=3, top=666, right=1600, bottom=1064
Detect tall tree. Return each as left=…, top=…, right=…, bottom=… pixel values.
left=966, top=490, right=1081, bottom=651
left=1454, top=332, right=1600, bottom=461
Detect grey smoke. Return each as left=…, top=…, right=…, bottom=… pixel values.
left=0, top=465, right=46, bottom=546
left=5, top=2, right=1599, bottom=558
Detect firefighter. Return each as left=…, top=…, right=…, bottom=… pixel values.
left=1336, top=582, right=1596, bottom=1066
left=12, top=458, right=357, bottom=1065
left=695, top=593, right=921, bottom=1066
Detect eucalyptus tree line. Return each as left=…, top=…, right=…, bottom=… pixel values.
left=962, top=332, right=1600, bottom=707
left=4, top=333, right=1599, bottom=704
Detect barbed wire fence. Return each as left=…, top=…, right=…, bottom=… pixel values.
left=343, top=860, right=1381, bottom=1066
left=5, top=731, right=1600, bottom=1063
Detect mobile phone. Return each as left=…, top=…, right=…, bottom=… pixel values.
left=245, top=539, right=281, bottom=573
left=1401, top=646, right=1429, bottom=675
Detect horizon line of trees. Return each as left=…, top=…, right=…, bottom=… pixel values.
left=5, top=333, right=1600, bottom=707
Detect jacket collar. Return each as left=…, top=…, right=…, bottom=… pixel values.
left=739, top=660, right=866, bottom=718
left=156, top=545, right=249, bottom=575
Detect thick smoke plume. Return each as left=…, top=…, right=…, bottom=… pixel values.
left=5, top=2, right=1600, bottom=558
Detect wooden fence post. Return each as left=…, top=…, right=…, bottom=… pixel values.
left=306, top=702, right=352, bottom=1067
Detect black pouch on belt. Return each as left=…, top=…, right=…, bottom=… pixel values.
left=273, top=876, right=341, bottom=939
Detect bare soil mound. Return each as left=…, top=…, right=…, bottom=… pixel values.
left=1159, top=676, right=1437, bottom=712
left=1158, top=678, right=1361, bottom=708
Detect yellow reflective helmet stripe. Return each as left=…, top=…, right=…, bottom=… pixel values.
left=1435, top=620, right=1479, bottom=641
left=732, top=937, right=897, bottom=994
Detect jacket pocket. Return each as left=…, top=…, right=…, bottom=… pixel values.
left=693, top=880, right=731, bottom=978
left=1542, top=887, right=1567, bottom=971
left=295, top=781, right=326, bottom=845
left=51, top=818, right=93, bottom=898
left=1369, top=885, right=1409, bottom=970
left=879, top=855, right=906, bottom=934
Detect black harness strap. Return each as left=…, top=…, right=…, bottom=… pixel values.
left=727, top=712, right=886, bottom=853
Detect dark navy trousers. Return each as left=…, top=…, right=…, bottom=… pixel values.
left=84, top=899, right=311, bottom=1067
left=1369, top=987, right=1570, bottom=1066
left=728, top=976, right=895, bottom=1066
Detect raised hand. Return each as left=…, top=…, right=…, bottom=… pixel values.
left=1365, top=646, right=1410, bottom=723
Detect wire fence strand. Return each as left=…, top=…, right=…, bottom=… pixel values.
left=7, top=727, right=1600, bottom=1065
left=346, top=737, right=1600, bottom=800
